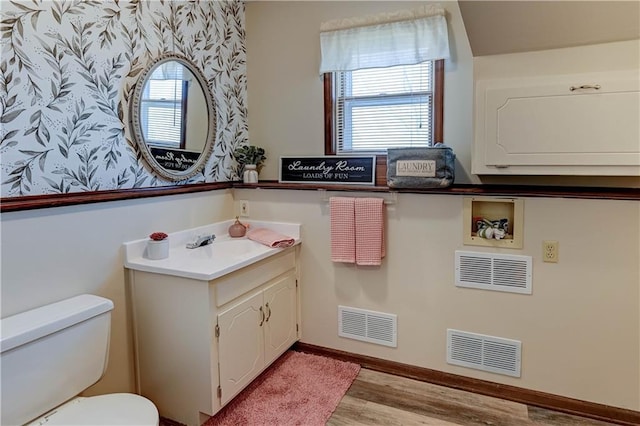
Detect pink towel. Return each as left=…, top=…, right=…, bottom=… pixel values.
left=355, top=198, right=385, bottom=266
left=247, top=228, right=295, bottom=248
left=330, top=197, right=356, bottom=263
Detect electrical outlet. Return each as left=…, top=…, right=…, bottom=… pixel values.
left=543, top=240, right=559, bottom=263
left=239, top=200, right=250, bottom=217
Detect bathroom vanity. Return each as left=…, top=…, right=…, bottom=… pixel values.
left=123, top=221, right=301, bottom=426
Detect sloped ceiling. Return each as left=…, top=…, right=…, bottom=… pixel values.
left=459, top=1, right=640, bottom=56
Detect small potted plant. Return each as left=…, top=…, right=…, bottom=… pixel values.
left=234, top=145, right=266, bottom=183
left=147, top=232, right=169, bottom=260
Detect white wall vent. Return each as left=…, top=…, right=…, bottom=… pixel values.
left=338, top=306, right=397, bottom=347
left=447, top=329, right=521, bottom=377
left=455, top=251, right=532, bottom=294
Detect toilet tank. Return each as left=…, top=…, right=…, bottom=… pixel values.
left=0, top=294, right=114, bottom=426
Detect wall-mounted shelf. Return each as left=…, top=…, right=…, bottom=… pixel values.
left=463, top=197, right=524, bottom=249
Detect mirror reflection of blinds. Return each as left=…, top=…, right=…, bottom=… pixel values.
left=335, top=61, right=434, bottom=153
left=141, top=80, right=184, bottom=147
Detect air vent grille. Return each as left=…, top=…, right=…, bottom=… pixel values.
left=456, top=251, right=532, bottom=294
left=338, top=306, right=397, bottom=347
left=447, top=329, right=521, bottom=377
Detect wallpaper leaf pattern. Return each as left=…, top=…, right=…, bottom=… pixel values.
left=0, top=0, right=248, bottom=197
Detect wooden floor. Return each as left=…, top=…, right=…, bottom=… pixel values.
left=327, top=368, right=616, bottom=426
left=161, top=367, right=618, bottom=426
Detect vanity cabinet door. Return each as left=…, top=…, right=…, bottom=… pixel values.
left=217, top=291, right=264, bottom=406
left=263, top=271, right=297, bottom=365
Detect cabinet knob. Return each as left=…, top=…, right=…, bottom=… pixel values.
left=258, top=306, right=264, bottom=326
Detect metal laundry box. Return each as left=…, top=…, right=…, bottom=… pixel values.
left=386, top=145, right=455, bottom=188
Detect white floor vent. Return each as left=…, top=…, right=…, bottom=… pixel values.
left=338, top=306, right=397, bottom=347
left=447, top=329, right=521, bottom=377
left=455, top=251, right=532, bottom=294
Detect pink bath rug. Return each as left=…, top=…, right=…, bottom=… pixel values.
left=205, top=350, right=360, bottom=426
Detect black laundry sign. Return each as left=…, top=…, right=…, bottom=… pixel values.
left=150, top=147, right=201, bottom=171
left=279, top=156, right=375, bottom=185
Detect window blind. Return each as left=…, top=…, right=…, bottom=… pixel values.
left=141, top=79, right=184, bottom=147
left=141, top=103, right=183, bottom=145
left=335, top=61, right=434, bottom=153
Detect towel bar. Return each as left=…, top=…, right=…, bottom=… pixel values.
left=318, top=189, right=397, bottom=205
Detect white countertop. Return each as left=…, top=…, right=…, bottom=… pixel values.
left=123, top=220, right=301, bottom=281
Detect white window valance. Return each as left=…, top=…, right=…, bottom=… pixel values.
left=319, top=4, right=450, bottom=74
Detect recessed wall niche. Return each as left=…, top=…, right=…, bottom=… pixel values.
left=463, top=197, right=524, bottom=249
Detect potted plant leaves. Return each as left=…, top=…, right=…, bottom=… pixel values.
left=234, top=145, right=266, bottom=183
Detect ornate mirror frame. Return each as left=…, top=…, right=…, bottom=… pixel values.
left=129, top=53, right=217, bottom=181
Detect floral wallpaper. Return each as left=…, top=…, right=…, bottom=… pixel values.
left=0, top=0, right=248, bottom=197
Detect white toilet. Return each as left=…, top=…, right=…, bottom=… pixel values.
left=0, top=294, right=159, bottom=425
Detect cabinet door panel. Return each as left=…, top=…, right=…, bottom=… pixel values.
left=474, top=70, right=640, bottom=175
left=263, top=271, right=297, bottom=365
left=486, top=86, right=639, bottom=165
left=217, top=292, right=264, bottom=405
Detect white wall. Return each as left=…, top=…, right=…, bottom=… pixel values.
left=245, top=0, right=475, bottom=185
left=1, top=191, right=235, bottom=394
left=0, top=0, right=245, bottom=397
left=244, top=0, right=640, bottom=410
left=2, top=0, right=638, bottom=414
left=234, top=188, right=640, bottom=410
left=185, top=76, right=209, bottom=152
left=245, top=0, right=639, bottom=188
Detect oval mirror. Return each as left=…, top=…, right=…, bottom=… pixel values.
left=130, top=54, right=216, bottom=181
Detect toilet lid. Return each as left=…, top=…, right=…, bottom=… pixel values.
left=39, top=394, right=158, bottom=426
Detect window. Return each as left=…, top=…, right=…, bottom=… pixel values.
left=140, top=66, right=189, bottom=149
left=325, top=61, right=443, bottom=154
left=324, top=60, right=443, bottom=184
left=320, top=5, right=449, bottom=185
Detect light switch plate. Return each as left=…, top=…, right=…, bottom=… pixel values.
left=239, top=200, right=249, bottom=217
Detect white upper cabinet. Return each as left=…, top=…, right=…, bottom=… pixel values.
left=472, top=41, right=640, bottom=176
